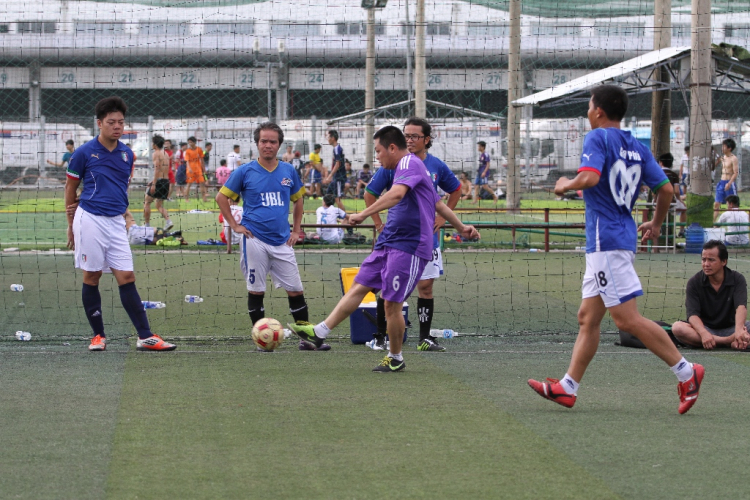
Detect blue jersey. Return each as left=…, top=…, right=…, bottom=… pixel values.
left=366, top=154, right=460, bottom=249
left=220, top=160, right=305, bottom=246
left=331, top=144, right=346, bottom=181
left=580, top=128, right=669, bottom=253
left=374, top=154, right=439, bottom=260
left=66, top=138, right=134, bottom=217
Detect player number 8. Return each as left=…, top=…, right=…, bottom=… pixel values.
left=597, top=271, right=607, bottom=287
left=392, top=275, right=400, bottom=291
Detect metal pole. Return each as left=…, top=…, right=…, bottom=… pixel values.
left=148, top=115, right=154, bottom=169
left=267, top=63, right=273, bottom=122
left=414, top=0, right=426, bottom=117
left=651, top=0, right=672, bottom=157
left=38, top=115, right=45, bottom=176
left=506, top=0, right=522, bottom=210
left=524, top=107, right=531, bottom=189
left=404, top=0, right=413, bottom=107
left=688, top=0, right=712, bottom=200
left=365, top=8, right=376, bottom=168
left=311, top=115, right=317, bottom=151
left=736, top=117, right=743, bottom=190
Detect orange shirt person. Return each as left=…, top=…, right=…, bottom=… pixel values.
left=184, top=136, right=207, bottom=202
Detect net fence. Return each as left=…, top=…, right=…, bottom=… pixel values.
left=1, top=0, right=750, bottom=342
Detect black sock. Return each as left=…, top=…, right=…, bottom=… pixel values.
left=248, top=293, right=265, bottom=325
left=288, top=294, right=308, bottom=323
left=375, top=296, right=387, bottom=341
left=82, top=283, right=105, bottom=337
left=417, top=297, right=434, bottom=341
left=118, top=282, right=152, bottom=339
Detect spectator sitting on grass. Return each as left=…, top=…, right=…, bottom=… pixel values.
left=717, top=195, right=749, bottom=246
left=672, top=240, right=750, bottom=350
left=316, top=194, right=347, bottom=244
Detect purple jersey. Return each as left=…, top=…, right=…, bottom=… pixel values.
left=374, top=154, right=439, bottom=260
left=479, top=152, right=490, bottom=177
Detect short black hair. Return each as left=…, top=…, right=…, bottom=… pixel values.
left=220, top=159, right=227, bottom=166
left=723, top=138, right=736, bottom=151
left=314, top=143, right=322, bottom=150
left=152, top=134, right=165, bottom=149
left=590, top=85, right=629, bottom=122
left=254, top=122, right=284, bottom=145
left=328, top=130, right=339, bottom=141
left=95, top=96, right=127, bottom=120
left=658, top=152, right=674, bottom=168
left=345, top=159, right=352, bottom=165
left=726, top=195, right=740, bottom=206
left=363, top=163, right=370, bottom=169
left=205, top=142, right=212, bottom=147
left=65, top=139, right=75, bottom=146
left=373, top=125, right=407, bottom=150
left=187, top=136, right=197, bottom=143
left=323, top=194, right=336, bottom=207
left=403, top=117, right=433, bottom=149
left=684, top=145, right=690, bottom=152
left=477, top=141, right=487, bottom=148
left=233, top=144, right=240, bottom=149
left=179, top=142, right=187, bottom=147
left=703, top=240, right=728, bottom=262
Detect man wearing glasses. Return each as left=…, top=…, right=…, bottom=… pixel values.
left=364, top=117, right=462, bottom=352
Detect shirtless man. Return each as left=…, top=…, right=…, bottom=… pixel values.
left=714, top=138, right=739, bottom=221
left=144, top=134, right=173, bottom=230
left=459, top=171, right=473, bottom=200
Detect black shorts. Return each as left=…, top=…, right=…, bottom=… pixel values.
left=327, top=180, right=345, bottom=198
left=148, top=178, right=170, bottom=200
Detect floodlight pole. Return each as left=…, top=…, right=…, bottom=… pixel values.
left=404, top=0, right=413, bottom=107
left=688, top=0, right=713, bottom=201
left=414, top=0, right=426, bottom=117
left=651, top=0, right=672, bottom=157
left=365, top=8, right=376, bottom=168
left=505, top=0, right=522, bottom=211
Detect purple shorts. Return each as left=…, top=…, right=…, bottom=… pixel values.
left=355, top=246, right=427, bottom=303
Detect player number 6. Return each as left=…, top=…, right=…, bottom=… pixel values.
left=392, top=275, right=400, bottom=291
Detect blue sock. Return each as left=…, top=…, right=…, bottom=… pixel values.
left=82, top=283, right=105, bottom=337
left=118, top=282, right=152, bottom=339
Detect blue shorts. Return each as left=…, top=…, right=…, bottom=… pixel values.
left=716, top=180, right=737, bottom=203
left=475, top=175, right=488, bottom=186
left=311, top=170, right=321, bottom=183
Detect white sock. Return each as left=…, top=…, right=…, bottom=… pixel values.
left=671, top=357, right=693, bottom=382
left=560, top=373, right=579, bottom=395
left=313, top=322, right=331, bottom=339
left=389, top=352, right=403, bottom=361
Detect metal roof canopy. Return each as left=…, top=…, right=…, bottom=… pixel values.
left=327, top=98, right=502, bottom=125
left=512, top=45, right=750, bottom=109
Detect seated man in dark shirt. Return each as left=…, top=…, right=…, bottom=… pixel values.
left=672, top=240, right=750, bottom=350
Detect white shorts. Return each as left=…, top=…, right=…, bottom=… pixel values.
left=582, top=249, right=643, bottom=308
left=73, top=206, right=133, bottom=273
left=240, top=235, right=304, bottom=293
left=420, top=247, right=444, bottom=280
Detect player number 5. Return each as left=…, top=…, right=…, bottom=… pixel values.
left=392, top=275, right=400, bottom=291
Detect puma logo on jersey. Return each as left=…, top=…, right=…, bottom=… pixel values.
left=582, top=153, right=592, bottom=161
left=91, top=154, right=99, bottom=159
left=260, top=192, right=284, bottom=207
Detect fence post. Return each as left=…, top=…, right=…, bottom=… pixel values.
left=544, top=207, right=549, bottom=252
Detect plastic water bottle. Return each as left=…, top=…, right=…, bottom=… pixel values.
left=10, top=284, right=23, bottom=291
left=283, top=328, right=292, bottom=339
left=142, top=301, right=166, bottom=309
left=430, top=328, right=456, bottom=339
left=685, top=223, right=704, bottom=254
left=15, top=331, right=31, bottom=341
left=185, top=295, right=204, bottom=303
left=529, top=248, right=539, bottom=253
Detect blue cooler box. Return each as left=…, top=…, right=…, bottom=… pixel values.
left=350, top=301, right=409, bottom=344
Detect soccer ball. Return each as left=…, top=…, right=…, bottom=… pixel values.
left=252, top=318, right=285, bottom=351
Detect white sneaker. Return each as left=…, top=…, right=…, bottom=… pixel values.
left=365, top=338, right=385, bottom=351
left=164, top=219, right=174, bottom=231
